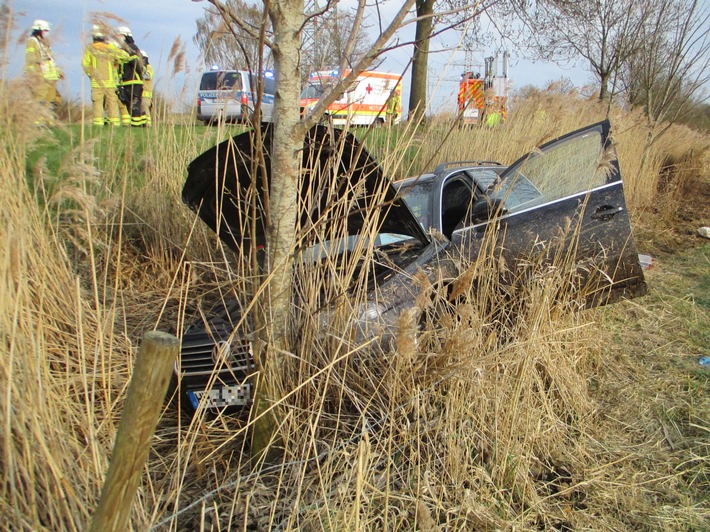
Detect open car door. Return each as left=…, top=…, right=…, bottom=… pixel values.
left=452, top=120, right=647, bottom=306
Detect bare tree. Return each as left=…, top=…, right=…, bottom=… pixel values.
left=409, top=0, right=434, bottom=123
left=499, top=0, right=653, bottom=101
left=197, top=0, right=419, bottom=461
left=301, top=4, right=372, bottom=75
left=196, top=1, right=371, bottom=77
left=194, top=0, right=272, bottom=70
left=621, top=0, right=710, bottom=168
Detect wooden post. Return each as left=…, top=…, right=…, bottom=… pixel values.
left=90, top=330, right=179, bottom=532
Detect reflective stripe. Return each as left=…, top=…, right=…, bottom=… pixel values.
left=25, top=36, right=61, bottom=80
left=82, top=42, right=128, bottom=88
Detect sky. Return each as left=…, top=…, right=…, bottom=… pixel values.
left=5, top=0, right=595, bottom=114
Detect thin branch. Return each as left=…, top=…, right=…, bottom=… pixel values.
left=298, top=0, right=417, bottom=133
left=206, top=0, right=275, bottom=49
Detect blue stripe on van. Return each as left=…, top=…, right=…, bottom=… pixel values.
left=198, top=91, right=274, bottom=103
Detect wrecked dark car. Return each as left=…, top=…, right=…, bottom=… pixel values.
left=176, top=120, right=647, bottom=413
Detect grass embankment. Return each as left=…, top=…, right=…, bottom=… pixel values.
left=0, top=88, right=708, bottom=530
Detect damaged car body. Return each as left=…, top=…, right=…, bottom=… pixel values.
left=176, top=120, right=647, bottom=413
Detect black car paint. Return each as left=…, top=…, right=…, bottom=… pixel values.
left=175, top=120, right=646, bottom=413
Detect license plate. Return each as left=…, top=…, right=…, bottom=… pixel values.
left=188, top=383, right=251, bottom=410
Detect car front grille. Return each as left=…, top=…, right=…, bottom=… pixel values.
left=177, top=320, right=254, bottom=383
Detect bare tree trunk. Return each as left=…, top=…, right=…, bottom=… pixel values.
left=599, top=70, right=610, bottom=100
left=408, top=0, right=433, bottom=124
left=251, top=0, right=305, bottom=464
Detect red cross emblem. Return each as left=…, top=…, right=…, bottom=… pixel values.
left=366, top=84, right=373, bottom=94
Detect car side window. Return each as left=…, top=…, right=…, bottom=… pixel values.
left=441, top=175, right=473, bottom=238
left=492, top=129, right=611, bottom=212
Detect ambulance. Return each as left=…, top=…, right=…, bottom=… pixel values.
left=300, top=69, right=402, bottom=126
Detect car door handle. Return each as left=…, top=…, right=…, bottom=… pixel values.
left=591, top=205, right=623, bottom=221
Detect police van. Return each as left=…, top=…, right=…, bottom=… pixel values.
left=197, top=68, right=276, bottom=125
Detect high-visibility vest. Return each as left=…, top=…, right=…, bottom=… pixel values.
left=142, top=65, right=154, bottom=98
left=82, top=41, right=129, bottom=89
left=25, top=36, right=61, bottom=81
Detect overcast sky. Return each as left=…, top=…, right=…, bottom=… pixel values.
left=6, top=0, right=594, bottom=113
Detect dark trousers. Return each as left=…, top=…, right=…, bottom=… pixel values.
left=118, top=84, right=145, bottom=126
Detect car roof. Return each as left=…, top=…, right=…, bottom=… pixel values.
left=432, top=160, right=504, bottom=173
left=395, top=161, right=506, bottom=189
left=395, top=173, right=436, bottom=188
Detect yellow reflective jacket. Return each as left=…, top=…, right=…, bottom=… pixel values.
left=142, top=64, right=154, bottom=98
left=82, top=41, right=129, bottom=89
left=25, top=35, right=62, bottom=81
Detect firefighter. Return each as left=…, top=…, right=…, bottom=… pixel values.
left=82, top=25, right=129, bottom=127
left=485, top=110, right=502, bottom=128
left=140, top=50, right=154, bottom=127
left=386, top=88, right=400, bottom=126
left=116, top=26, right=146, bottom=127
left=24, top=19, right=63, bottom=122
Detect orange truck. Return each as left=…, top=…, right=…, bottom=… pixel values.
left=300, top=69, right=402, bottom=126
left=457, top=52, right=509, bottom=126
left=457, top=73, right=486, bottom=125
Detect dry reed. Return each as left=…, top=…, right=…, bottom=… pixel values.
left=0, top=49, right=708, bottom=531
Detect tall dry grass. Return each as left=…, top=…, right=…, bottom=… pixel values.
left=375, top=88, right=709, bottom=221
left=1, top=60, right=708, bottom=531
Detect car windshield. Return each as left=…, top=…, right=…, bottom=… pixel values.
left=396, top=180, right=433, bottom=231
left=298, top=233, right=416, bottom=263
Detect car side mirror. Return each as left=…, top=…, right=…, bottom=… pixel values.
left=469, top=197, right=508, bottom=224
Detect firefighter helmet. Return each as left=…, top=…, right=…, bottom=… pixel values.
left=140, top=49, right=148, bottom=59
left=117, top=26, right=132, bottom=38
left=32, top=19, right=51, bottom=32
left=91, top=24, right=105, bottom=39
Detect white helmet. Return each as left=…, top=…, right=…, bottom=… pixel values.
left=91, top=24, right=104, bottom=39
left=32, top=19, right=51, bottom=32
left=116, top=25, right=132, bottom=38
left=140, top=49, right=148, bottom=59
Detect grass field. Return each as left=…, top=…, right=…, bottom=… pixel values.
left=1, top=87, right=709, bottom=530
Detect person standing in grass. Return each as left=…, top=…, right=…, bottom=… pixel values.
left=24, top=19, right=63, bottom=122
left=140, top=50, right=154, bottom=127
left=116, top=26, right=146, bottom=127
left=386, top=87, right=400, bottom=126
left=82, top=25, right=129, bottom=127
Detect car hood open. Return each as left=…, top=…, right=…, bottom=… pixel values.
left=183, top=125, right=429, bottom=252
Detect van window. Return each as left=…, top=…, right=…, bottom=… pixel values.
left=200, top=71, right=241, bottom=91
left=264, top=76, right=276, bottom=95
left=246, top=73, right=276, bottom=96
